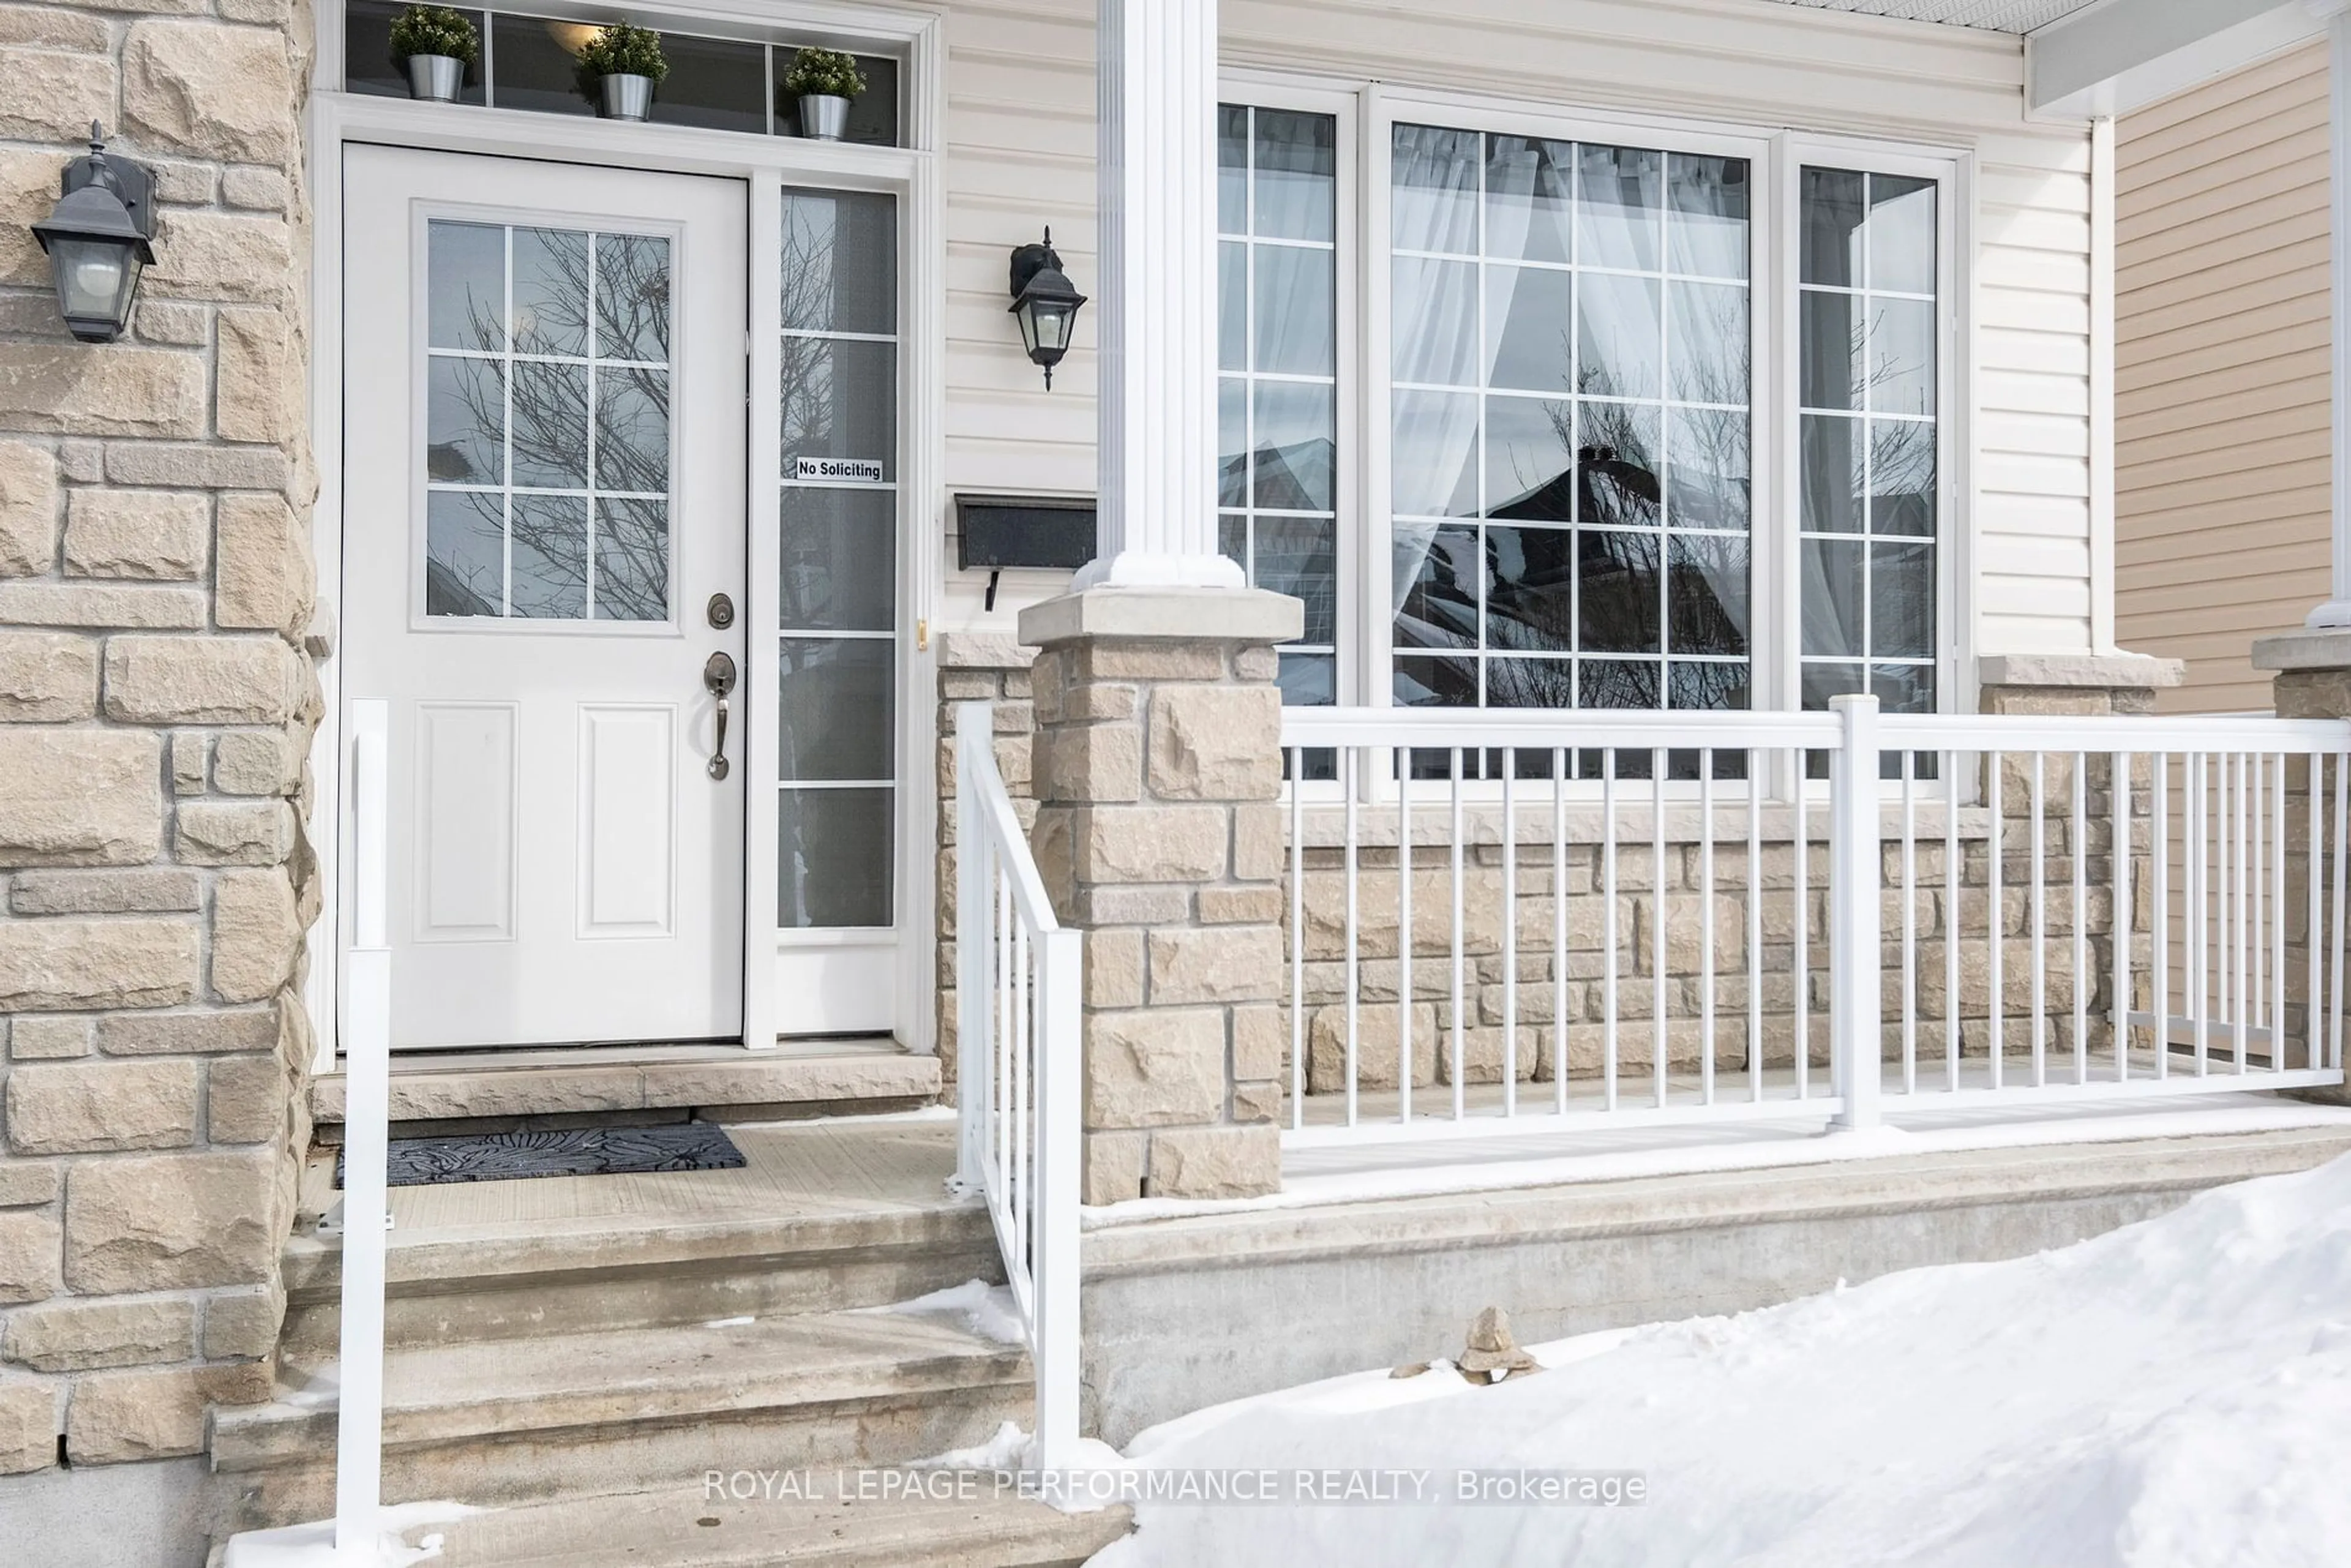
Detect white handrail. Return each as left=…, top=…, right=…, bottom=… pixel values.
left=951, top=702, right=1082, bottom=1471
left=336, top=699, right=391, bottom=1565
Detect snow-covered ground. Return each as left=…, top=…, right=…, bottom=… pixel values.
left=1091, top=1153, right=2351, bottom=1567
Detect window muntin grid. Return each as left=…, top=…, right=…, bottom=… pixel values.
left=1386, top=125, right=1754, bottom=717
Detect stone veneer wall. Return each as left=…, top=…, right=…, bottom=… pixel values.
left=0, top=0, right=318, bottom=1480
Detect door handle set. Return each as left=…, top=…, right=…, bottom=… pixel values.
left=703, top=651, right=737, bottom=780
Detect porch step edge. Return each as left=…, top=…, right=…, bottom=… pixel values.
left=310, top=1049, right=941, bottom=1125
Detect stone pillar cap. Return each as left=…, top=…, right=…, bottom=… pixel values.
left=2252, top=628, right=2351, bottom=673
left=1978, top=652, right=2184, bottom=689
left=1018, top=586, right=1303, bottom=647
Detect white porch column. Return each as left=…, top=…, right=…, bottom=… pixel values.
left=1081, top=0, right=1245, bottom=591
left=2318, top=1, right=2351, bottom=627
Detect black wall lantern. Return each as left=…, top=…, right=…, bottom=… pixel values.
left=33, top=123, right=157, bottom=345
left=1007, top=228, right=1085, bottom=388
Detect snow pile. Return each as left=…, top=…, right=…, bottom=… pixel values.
left=220, top=1502, right=482, bottom=1568
left=1095, top=1153, right=2351, bottom=1567
left=858, top=1278, right=1029, bottom=1345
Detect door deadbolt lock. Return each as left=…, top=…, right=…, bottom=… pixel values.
left=703, top=651, right=738, bottom=780
left=706, top=592, right=735, bottom=631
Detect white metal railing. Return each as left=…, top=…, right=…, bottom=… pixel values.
left=951, top=702, right=1082, bottom=1470
left=1280, top=696, right=2350, bottom=1150
left=336, top=699, right=392, bottom=1564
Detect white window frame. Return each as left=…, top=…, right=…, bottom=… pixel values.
left=1215, top=78, right=1977, bottom=764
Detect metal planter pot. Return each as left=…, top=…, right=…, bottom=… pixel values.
left=798, top=94, right=850, bottom=141
left=599, top=73, right=655, bottom=121
left=405, top=54, right=464, bottom=103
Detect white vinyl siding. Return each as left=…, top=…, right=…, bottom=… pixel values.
left=934, top=0, right=2096, bottom=666
left=2115, top=43, right=2330, bottom=715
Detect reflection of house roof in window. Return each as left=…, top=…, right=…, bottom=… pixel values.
left=1228, top=435, right=1336, bottom=512
left=1487, top=450, right=1660, bottom=525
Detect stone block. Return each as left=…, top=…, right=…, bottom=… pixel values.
left=1231, top=1005, right=1287, bottom=1082
left=1074, top=884, right=1192, bottom=926
left=1085, top=928, right=1145, bottom=1009
left=146, top=211, right=294, bottom=306
left=1198, top=884, right=1283, bottom=925
left=170, top=730, right=205, bottom=795
left=0, top=344, right=206, bottom=438
left=211, top=869, right=302, bottom=1003
left=0, top=439, right=56, bottom=573
left=0, top=5, right=111, bottom=49
left=124, top=21, right=298, bottom=162
left=1078, top=640, right=1229, bottom=683
left=1149, top=926, right=1282, bottom=1005
left=212, top=730, right=294, bottom=795
left=0, top=1163, right=61, bottom=1206
left=133, top=299, right=209, bottom=347
left=216, top=310, right=300, bottom=454
left=64, top=490, right=208, bottom=579
left=105, top=636, right=305, bottom=723
left=4, top=1297, right=193, bottom=1373
left=0, top=918, right=197, bottom=1011
left=1037, top=722, right=1141, bottom=803
left=53, top=440, right=100, bottom=482
left=1082, top=1131, right=1149, bottom=1206
left=0, top=45, right=113, bottom=141
left=202, top=1280, right=283, bottom=1359
left=65, top=1366, right=203, bottom=1463
left=1308, top=1002, right=1437, bottom=1092
left=1233, top=803, right=1284, bottom=882
left=13, top=869, right=201, bottom=915
left=1076, top=805, right=1229, bottom=883
left=1146, top=1125, right=1280, bottom=1199
left=0, top=1209, right=62, bottom=1302
left=1229, top=1079, right=1282, bottom=1123
left=1084, top=1008, right=1226, bottom=1129
left=1436, top=1025, right=1545, bottom=1086
left=0, top=729, right=163, bottom=866
left=208, top=1052, right=286, bottom=1144
left=9, top=1016, right=89, bottom=1059
left=97, top=1008, right=276, bottom=1056
left=0, top=631, right=97, bottom=719
left=0, top=583, right=206, bottom=628
left=104, top=441, right=287, bottom=491
left=0, top=1376, right=56, bottom=1474
left=63, top=1149, right=275, bottom=1293
left=220, top=166, right=288, bottom=211
left=6, top=1059, right=200, bottom=1154
left=1148, top=685, right=1283, bottom=801
left=174, top=799, right=294, bottom=866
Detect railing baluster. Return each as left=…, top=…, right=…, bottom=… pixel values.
left=1450, top=748, right=1465, bottom=1122
left=1901, top=748, right=1916, bottom=1095
left=2072, top=751, right=2087, bottom=1085
left=1553, top=749, right=1567, bottom=1116
left=1989, top=750, right=2004, bottom=1090
left=1700, top=749, right=1715, bottom=1106
left=2191, top=752, right=2208, bottom=1075
left=1603, top=748, right=1619, bottom=1113
left=1502, top=750, right=1518, bottom=1116
left=1652, top=746, right=1668, bottom=1109
left=2113, top=749, right=2130, bottom=1082
left=2030, top=750, right=2047, bottom=1087
left=2333, top=753, right=2347, bottom=1073
left=1344, top=744, right=1360, bottom=1128
left=2271, top=751, right=2286, bottom=1073
left=1945, top=749, right=1960, bottom=1092
left=1398, top=749, right=1412, bottom=1126
left=1289, top=743, right=1303, bottom=1132
left=2154, top=752, right=2169, bottom=1079
left=1794, top=755, right=1809, bottom=1101
left=2236, top=750, right=2250, bottom=1073
left=2311, top=749, right=2325, bottom=1072
left=1748, top=751, right=1763, bottom=1103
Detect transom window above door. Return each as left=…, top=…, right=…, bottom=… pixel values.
left=422, top=219, right=675, bottom=623
left=1214, top=97, right=1954, bottom=721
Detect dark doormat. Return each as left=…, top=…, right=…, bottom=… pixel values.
left=334, top=1122, right=747, bottom=1188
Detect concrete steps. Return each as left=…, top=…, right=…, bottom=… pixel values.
left=327, top=1485, right=1132, bottom=1568
left=213, top=1307, right=1034, bottom=1527
left=209, top=1119, right=1136, bottom=1561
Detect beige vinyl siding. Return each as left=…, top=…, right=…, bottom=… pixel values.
left=2115, top=43, right=2331, bottom=715
left=937, top=0, right=2096, bottom=665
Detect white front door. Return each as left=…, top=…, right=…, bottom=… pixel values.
left=342, top=146, right=749, bottom=1050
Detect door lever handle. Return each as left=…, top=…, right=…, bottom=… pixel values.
left=703, top=651, right=738, bottom=781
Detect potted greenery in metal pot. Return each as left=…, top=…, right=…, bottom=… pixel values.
left=390, top=4, right=479, bottom=103
left=782, top=47, right=865, bottom=141
left=575, top=22, right=668, bottom=122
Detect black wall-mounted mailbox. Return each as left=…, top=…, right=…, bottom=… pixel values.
left=954, top=494, right=1097, bottom=572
